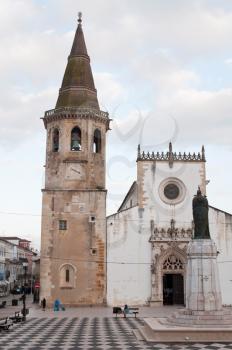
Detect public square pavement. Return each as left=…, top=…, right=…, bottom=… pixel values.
left=1, top=305, right=232, bottom=349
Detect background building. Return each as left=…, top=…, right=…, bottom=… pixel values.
left=0, top=236, right=39, bottom=296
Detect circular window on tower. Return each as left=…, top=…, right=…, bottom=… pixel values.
left=159, top=178, right=186, bottom=205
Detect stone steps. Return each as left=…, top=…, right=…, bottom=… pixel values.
left=166, top=309, right=232, bottom=327
left=170, top=314, right=232, bottom=321
left=167, top=319, right=232, bottom=327
left=178, top=309, right=232, bottom=316
left=137, top=318, right=232, bottom=342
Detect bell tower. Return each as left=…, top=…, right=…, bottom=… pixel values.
left=40, top=14, right=110, bottom=305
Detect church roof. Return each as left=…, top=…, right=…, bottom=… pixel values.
left=209, top=205, right=232, bottom=217
left=55, top=13, right=99, bottom=110
left=0, top=236, right=30, bottom=242
left=70, top=17, right=88, bottom=57
left=117, top=181, right=137, bottom=212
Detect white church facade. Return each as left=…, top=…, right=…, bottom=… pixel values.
left=107, top=143, right=232, bottom=306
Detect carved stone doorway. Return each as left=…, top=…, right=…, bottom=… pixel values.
left=163, top=273, right=184, bottom=305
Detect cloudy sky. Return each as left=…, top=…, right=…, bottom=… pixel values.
left=0, top=0, right=231, bottom=248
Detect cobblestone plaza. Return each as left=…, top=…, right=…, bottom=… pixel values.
left=1, top=304, right=232, bottom=349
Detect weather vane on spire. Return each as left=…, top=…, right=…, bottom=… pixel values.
left=78, top=12, right=82, bottom=24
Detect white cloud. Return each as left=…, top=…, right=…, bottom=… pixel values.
left=225, top=58, right=232, bottom=65
left=82, top=1, right=232, bottom=64
left=0, top=0, right=231, bottom=148
left=156, top=87, right=232, bottom=145
left=132, top=51, right=200, bottom=92
left=0, top=86, right=56, bottom=148
left=95, top=73, right=126, bottom=110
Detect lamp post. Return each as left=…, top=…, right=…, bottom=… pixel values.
left=22, top=261, right=28, bottom=321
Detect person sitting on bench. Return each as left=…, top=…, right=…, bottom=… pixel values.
left=123, top=304, right=139, bottom=318
left=0, top=301, right=6, bottom=308
left=123, top=304, right=130, bottom=317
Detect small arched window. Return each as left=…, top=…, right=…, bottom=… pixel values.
left=93, top=129, right=101, bottom=153
left=60, top=264, right=76, bottom=288
left=53, top=128, right=59, bottom=152
left=71, top=127, right=81, bottom=151
left=65, top=269, right=70, bottom=282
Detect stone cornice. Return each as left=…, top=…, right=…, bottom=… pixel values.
left=149, top=227, right=193, bottom=242
left=62, top=159, right=88, bottom=164
left=41, top=188, right=107, bottom=193
left=58, top=86, right=97, bottom=93
left=137, top=143, right=206, bottom=164
left=42, top=107, right=110, bottom=130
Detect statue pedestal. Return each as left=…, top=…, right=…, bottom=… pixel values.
left=135, top=192, right=232, bottom=342
left=186, top=239, right=222, bottom=311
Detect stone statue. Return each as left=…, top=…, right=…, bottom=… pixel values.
left=192, top=187, right=210, bottom=239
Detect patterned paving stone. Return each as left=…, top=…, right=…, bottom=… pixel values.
left=1, top=317, right=232, bottom=349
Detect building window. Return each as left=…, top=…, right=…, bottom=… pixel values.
left=65, top=269, right=70, bottom=282
left=53, top=128, right=59, bottom=152
left=59, top=220, right=67, bottom=230
left=93, top=129, right=101, bottom=153
left=163, top=255, right=184, bottom=271
left=90, top=248, right=97, bottom=255
left=71, top=127, right=81, bottom=151
left=59, top=264, right=75, bottom=289
left=158, top=177, right=186, bottom=205
left=164, top=184, right=180, bottom=200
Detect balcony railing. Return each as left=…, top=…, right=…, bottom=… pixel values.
left=44, top=106, right=109, bottom=119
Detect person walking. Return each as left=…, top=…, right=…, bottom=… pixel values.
left=53, top=299, right=60, bottom=311
left=42, top=298, right=46, bottom=311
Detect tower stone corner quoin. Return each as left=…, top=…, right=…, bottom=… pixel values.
left=40, top=14, right=110, bottom=306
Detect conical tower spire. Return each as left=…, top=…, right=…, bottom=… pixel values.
left=55, top=13, right=99, bottom=110
left=70, top=12, right=88, bottom=57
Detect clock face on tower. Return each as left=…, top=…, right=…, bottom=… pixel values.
left=65, top=163, right=84, bottom=180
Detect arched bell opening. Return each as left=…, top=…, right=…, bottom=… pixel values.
left=71, top=127, right=81, bottom=151
left=52, top=128, right=60, bottom=152
left=93, top=129, right=101, bottom=153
